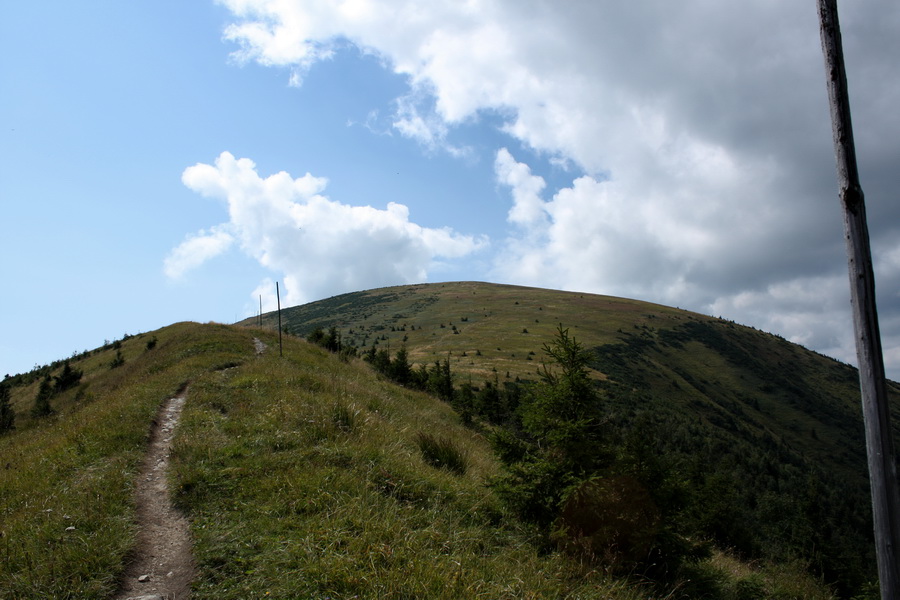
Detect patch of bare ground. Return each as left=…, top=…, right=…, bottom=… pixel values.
left=253, top=337, right=267, bottom=355
left=115, top=391, right=194, bottom=600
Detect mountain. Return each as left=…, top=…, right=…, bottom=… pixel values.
left=243, top=281, right=900, bottom=594
left=245, top=283, right=888, bottom=475
left=1, top=281, right=890, bottom=598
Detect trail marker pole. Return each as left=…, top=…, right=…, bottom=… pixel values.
left=276, top=282, right=283, bottom=358
left=818, top=1, right=900, bottom=596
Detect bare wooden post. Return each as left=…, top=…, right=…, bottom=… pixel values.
left=276, top=282, right=283, bottom=358
left=818, top=1, right=900, bottom=596
left=259, top=294, right=262, bottom=327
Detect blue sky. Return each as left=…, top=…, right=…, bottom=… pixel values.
left=3, top=1, right=900, bottom=380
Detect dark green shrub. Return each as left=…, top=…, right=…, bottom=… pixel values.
left=54, top=360, right=82, bottom=392
left=551, top=476, right=660, bottom=570
left=32, top=375, right=54, bottom=417
left=0, top=381, right=14, bottom=433
left=109, top=350, right=125, bottom=369
left=490, top=427, right=529, bottom=465
left=491, top=453, right=572, bottom=527
left=674, top=561, right=726, bottom=599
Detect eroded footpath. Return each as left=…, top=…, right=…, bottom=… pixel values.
left=115, top=391, right=195, bottom=600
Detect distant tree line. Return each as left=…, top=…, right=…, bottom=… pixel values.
left=0, top=330, right=151, bottom=432
left=306, top=326, right=357, bottom=362
left=3, top=332, right=142, bottom=386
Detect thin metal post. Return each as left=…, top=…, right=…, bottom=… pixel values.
left=276, top=282, right=283, bottom=357
left=818, top=1, right=900, bottom=596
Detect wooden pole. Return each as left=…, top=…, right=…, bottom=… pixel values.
left=276, top=282, right=283, bottom=358
left=817, top=2, right=900, bottom=596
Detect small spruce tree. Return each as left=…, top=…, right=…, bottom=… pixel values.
left=492, top=324, right=611, bottom=527
left=427, top=358, right=454, bottom=403
left=390, top=346, right=412, bottom=386
left=0, top=381, right=15, bottom=433
left=54, top=360, right=82, bottom=393
left=110, top=350, right=125, bottom=369
left=32, top=375, right=55, bottom=418
left=520, top=324, right=606, bottom=471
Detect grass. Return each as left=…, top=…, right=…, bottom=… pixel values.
left=415, top=431, right=469, bottom=475
left=0, top=322, right=257, bottom=598
left=1, top=318, right=841, bottom=599
left=674, top=550, right=837, bottom=600
left=250, top=283, right=880, bottom=529
left=245, top=281, right=690, bottom=383
left=170, top=334, right=567, bottom=597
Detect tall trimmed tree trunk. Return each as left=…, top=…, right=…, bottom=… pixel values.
left=817, top=2, right=900, bottom=597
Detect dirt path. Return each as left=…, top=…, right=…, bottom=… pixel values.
left=115, top=338, right=264, bottom=599
left=115, top=391, right=195, bottom=600
left=253, top=337, right=267, bottom=355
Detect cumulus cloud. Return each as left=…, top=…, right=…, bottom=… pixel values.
left=217, top=1, right=900, bottom=376
left=164, top=226, right=234, bottom=280
left=167, top=151, right=485, bottom=305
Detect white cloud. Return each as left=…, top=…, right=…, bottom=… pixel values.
left=216, top=1, right=900, bottom=376
left=707, top=274, right=854, bottom=362
left=169, top=151, right=485, bottom=305
left=164, top=226, right=234, bottom=279
left=391, top=92, right=472, bottom=158
left=494, top=148, right=546, bottom=229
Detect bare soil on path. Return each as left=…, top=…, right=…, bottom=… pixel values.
left=115, top=391, right=195, bottom=600
left=114, top=338, right=266, bottom=599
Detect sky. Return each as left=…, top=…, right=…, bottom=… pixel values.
left=2, top=1, right=899, bottom=380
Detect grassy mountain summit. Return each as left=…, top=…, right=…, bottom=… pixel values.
left=248, top=282, right=884, bottom=477
left=247, top=281, right=693, bottom=382
left=0, top=282, right=891, bottom=598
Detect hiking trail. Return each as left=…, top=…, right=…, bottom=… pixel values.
left=115, top=391, right=194, bottom=600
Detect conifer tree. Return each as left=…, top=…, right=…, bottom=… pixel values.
left=390, top=346, right=412, bottom=386
left=54, top=360, right=82, bottom=393
left=32, top=375, right=54, bottom=418
left=520, top=324, right=606, bottom=472
left=427, top=358, right=453, bottom=402
left=493, top=324, right=611, bottom=526
left=0, top=381, right=14, bottom=433
left=109, top=350, right=125, bottom=369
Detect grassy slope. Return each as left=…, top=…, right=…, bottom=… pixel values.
left=250, top=281, right=693, bottom=382
left=1, top=319, right=836, bottom=598
left=242, top=280, right=900, bottom=591
left=248, top=280, right=890, bottom=479
left=0, top=322, right=250, bottom=597
left=174, top=327, right=637, bottom=599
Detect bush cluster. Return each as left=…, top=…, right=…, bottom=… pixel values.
left=30, top=360, right=84, bottom=419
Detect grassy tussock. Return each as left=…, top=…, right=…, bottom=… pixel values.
left=415, top=431, right=469, bottom=475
